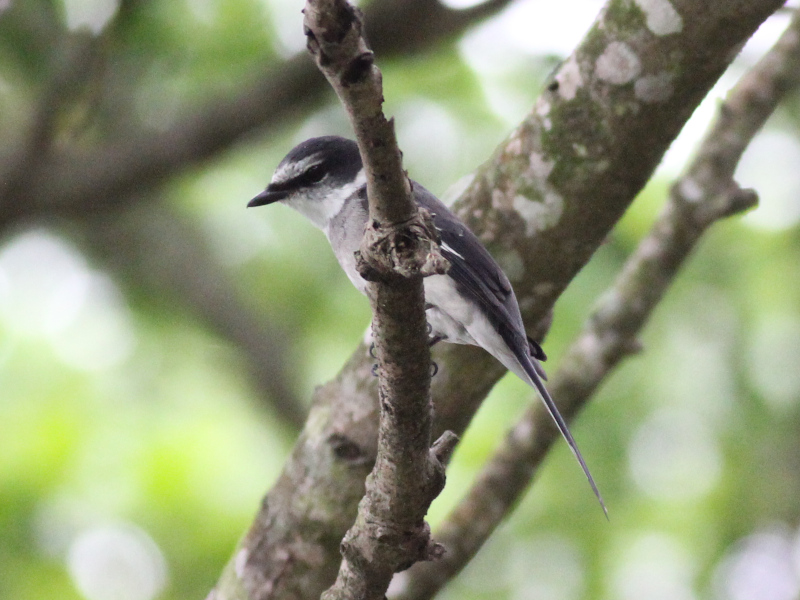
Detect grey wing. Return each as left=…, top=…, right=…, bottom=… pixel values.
left=414, top=183, right=606, bottom=514
left=412, top=183, right=546, bottom=372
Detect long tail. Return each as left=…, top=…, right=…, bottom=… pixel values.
left=513, top=347, right=608, bottom=518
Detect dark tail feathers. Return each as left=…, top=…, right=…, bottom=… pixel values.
left=515, top=346, right=608, bottom=518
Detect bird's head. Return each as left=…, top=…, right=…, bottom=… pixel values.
left=248, top=136, right=365, bottom=230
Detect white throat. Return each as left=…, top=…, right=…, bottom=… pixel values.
left=282, top=168, right=367, bottom=231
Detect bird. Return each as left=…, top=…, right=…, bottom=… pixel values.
left=248, top=135, right=605, bottom=513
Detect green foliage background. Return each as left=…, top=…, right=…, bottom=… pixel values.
left=1, top=1, right=800, bottom=599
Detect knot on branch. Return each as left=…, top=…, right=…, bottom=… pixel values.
left=328, top=432, right=371, bottom=465
left=334, top=429, right=457, bottom=583
left=303, top=0, right=374, bottom=84
left=340, top=520, right=446, bottom=577
left=682, top=180, right=760, bottom=227
left=303, top=0, right=359, bottom=46
left=355, top=207, right=450, bottom=283
left=673, top=173, right=760, bottom=229
left=427, top=430, right=459, bottom=498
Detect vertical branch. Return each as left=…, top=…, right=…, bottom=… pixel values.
left=300, top=2, right=456, bottom=599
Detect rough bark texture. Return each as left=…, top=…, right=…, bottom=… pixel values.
left=302, top=2, right=455, bottom=600
left=454, top=0, right=783, bottom=323
left=209, top=1, right=784, bottom=599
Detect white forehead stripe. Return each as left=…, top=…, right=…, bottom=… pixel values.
left=271, top=155, right=323, bottom=185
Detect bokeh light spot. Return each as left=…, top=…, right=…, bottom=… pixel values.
left=747, top=314, right=800, bottom=410
left=610, top=533, right=696, bottom=600
left=67, top=522, right=168, bottom=600
left=61, top=0, right=119, bottom=34
left=628, top=408, right=722, bottom=501
left=739, top=131, right=800, bottom=231
left=713, top=526, right=799, bottom=600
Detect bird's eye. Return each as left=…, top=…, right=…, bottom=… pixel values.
left=303, top=164, right=326, bottom=185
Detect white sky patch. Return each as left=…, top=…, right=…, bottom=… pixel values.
left=456, top=0, right=790, bottom=180
left=458, top=0, right=601, bottom=123
left=655, top=12, right=791, bottom=177
left=738, top=130, right=800, bottom=231
left=0, top=230, right=92, bottom=336
left=460, top=0, right=602, bottom=59
left=634, top=0, right=683, bottom=36
left=61, top=0, right=119, bottom=34
left=49, top=274, right=136, bottom=372
left=262, top=0, right=307, bottom=57
left=596, top=42, right=641, bottom=85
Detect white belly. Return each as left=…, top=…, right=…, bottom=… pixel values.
left=353, top=270, right=532, bottom=387
left=423, top=274, right=534, bottom=386
left=423, top=274, right=479, bottom=345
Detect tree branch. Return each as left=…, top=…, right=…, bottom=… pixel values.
left=0, top=30, right=98, bottom=206
left=298, top=2, right=455, bottom=599
left=0, top=0, right=514, bottom=234
left=394, top=8, right=800, bottom=599
left=210, top=1, right=783, bottom=599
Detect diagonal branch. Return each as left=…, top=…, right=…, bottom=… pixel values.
left=0, top=0, right=515, bottom=234
left=394, top=8, right=800, bottom=599
left=0, top=30, right=99, bottom=205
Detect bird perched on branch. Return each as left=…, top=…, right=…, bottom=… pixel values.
left=249, top=136, right=605, bottom=514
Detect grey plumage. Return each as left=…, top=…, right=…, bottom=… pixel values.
left=249, top=136, right=605, bottom=514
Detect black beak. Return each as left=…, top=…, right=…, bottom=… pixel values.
left=248, top=186, right=288, bottom=208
